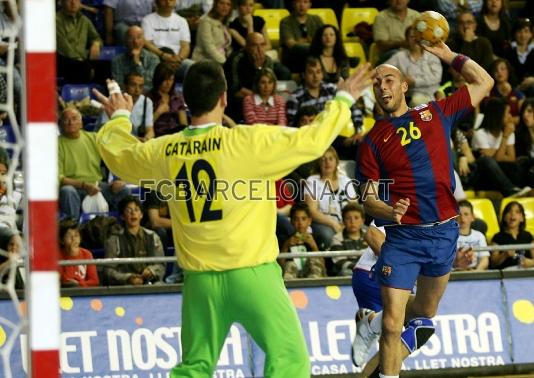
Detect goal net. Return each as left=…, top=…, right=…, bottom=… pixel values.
left=0, top=0, right=60, bottom=377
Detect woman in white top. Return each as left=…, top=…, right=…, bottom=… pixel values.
left=304, top=146, right=357, bottom=250
left=471, top=97, right=530, bottom=197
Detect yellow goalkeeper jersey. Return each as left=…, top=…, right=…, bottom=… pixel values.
left=96, top=97, right=353, bottom=271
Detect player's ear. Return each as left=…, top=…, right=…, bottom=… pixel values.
left=220, top=91, right=228, bottom=108
left=401, top=79, right=409, bottom=94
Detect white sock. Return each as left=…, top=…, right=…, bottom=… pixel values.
left=379, top=374, right=399, bottom=378
left=369, top=311, right=383, bottom=334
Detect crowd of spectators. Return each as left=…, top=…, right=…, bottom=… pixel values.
left=0, top=0, right=533, bottom=286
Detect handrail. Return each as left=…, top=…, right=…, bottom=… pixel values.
left=56, top=243, right=534, bottom=266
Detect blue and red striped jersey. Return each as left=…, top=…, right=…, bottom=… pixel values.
left=356, top=86, right=473, bottom=226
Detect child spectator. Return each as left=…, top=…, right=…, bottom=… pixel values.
left=505, top=18, right=534, bottom=94
left=304, top=146, right=357, bottom=250
left=104, top=196, right=165, bottom=285
left=59, top=219, right=99, bottom=287
left=0, top=228, right=24, bottom=289
left=242, top=68, right=287, bottom=125
left=330, top=203, right=368, bottom=276
left=280, top=203, right=325, bottom=279
left=454, top=200, right=489, bottom=271
left=148, top=62, right=188, bottom=137
left=229, top=0, right=273, bottom=54
left=490, top=201, right=534, bottom=269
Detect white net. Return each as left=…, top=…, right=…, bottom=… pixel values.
left=0, top=0, right=27, bottom=377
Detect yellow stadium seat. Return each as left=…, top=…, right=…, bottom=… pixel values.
left=475, top=190, right=503, bottom=201
left=253, top=8, right=290, bottom=48
left=308, top=8, right=339, bottom=29
left=341, top=7, right=379, bottom=42
left=344, top=41, right=367, bottom=73
left=499, top=197, right=534, bottom=235
left=470, top=198, right=500, bottom=242
left=361, top=116, right=375, bottom=135
left=368, top=42, right=379, bottom=67
left=464, top=190, right=476, bottom=199
left=253, top=2, right=263, bottom=11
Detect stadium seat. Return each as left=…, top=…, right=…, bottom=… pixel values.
left=341, top=7, right=379, bottom=42
left=308, top=8, right=339, bottom=29
left=499, top=197, right=534, bottom=235
left=253, top=8, right=290, bottom=48
left=344, top=41, right=367, bottom=73
left=99, top=45, right=126, bottom=61
left=368, top=42, right=380, bottom=66
left=361, top=116, right=375, bottom=135
left=464, top=190, right=476, bottom=199
left=470, top=198, right=500, bottom=242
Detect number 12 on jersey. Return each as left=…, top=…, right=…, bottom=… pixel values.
left=175, top=159, right=223, bottom=223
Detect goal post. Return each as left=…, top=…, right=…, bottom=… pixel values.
left=23, top=0, right=61, bottom=377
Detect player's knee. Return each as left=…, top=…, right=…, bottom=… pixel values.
left=381, top=313, right=403, bottom=339
left=401, top=317, right=435, bottom=353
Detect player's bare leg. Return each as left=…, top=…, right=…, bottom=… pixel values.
left=405, top=273, right=450, bottom=321
left=379, top=286, right=411, bottom=375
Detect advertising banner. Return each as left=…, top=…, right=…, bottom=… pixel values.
left=0, top=278, right=529, bottom=377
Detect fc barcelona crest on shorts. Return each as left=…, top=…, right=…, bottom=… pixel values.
left=381, top=265, right=392, bottom=277
left=419, top=110, right=432, bottom=121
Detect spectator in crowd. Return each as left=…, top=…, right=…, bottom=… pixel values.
left=58, top=107, right=129, bottom=220
left=229, top=0, right=273, bottom=54
left=476, top=0, right=511, bottom=58
left=100, top=72, right=155, bottom=141
left=471, top=97, right=531, bottom=197
left=111, top=26, right=160, bottom=92
left=104, top=196, right=165, bottom=285
left=176, top=0, right=213, bottom=49
left=489, top=58, right=524, bottom=124
left=142, top=0, right=193, bottom=80
left=0, top=149, right=20, bottom=231
left=505, top=18, right=534, bottom=97
left=284, top=106, right=319, bottom=202
left=308, top=24, right=350, bottom=84
left=226, top=32, right=290, bottom=121
left=56, top=0, right=102, bottom=83
left=0, top=227, right=24, bottom=289
left=243, top=68, right=287, bottom=125
left=454, top=200, right=489, bottom=271
left=280, top=0, right=323, bottom=73
left=436, top=0, right=483, bottom=31
left=304, top=146, right=357, bottom=250
left=103, top=0, right=153, bottom=46
left=280, top=203, right=325, bottom=279
left=192, top=0, right=233, bottom=64
left=448, top=10, right=494, bottom=71
left=452, top=128, right=477, bottom=194
left=58, top=218, right=99, bottom=287
left=372, top=0, right=420, bottom=61
left=385, top=25, right=442, bottom=106
left=286, top=57, right=363, bottom=158
left=516, top=98, right=534, bottom=186
left=147, top=62, right=188, bottom=137
left=330, top=203, right=368, bottom=276
left=286, top=56, right=362, bottom=128
left=490, top=201, right=534, bottom=269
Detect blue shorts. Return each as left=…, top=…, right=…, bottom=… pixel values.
left=375, top=219, right=459, bottom=290
left=352, top=269, right=382, bottom=312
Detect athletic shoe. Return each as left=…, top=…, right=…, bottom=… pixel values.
left=351, top=308, right=380, bottom=367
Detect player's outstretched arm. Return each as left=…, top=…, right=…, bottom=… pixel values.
left=422, top=42, right=494, bottom=108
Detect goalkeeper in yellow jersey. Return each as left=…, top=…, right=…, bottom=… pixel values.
left=93, top=60, right=372, bottom=378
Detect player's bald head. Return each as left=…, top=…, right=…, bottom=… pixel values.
left=375, top=64, right=406, bottom=82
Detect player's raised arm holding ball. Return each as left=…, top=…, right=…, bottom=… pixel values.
left=353, top=15, right=494, bottom=377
